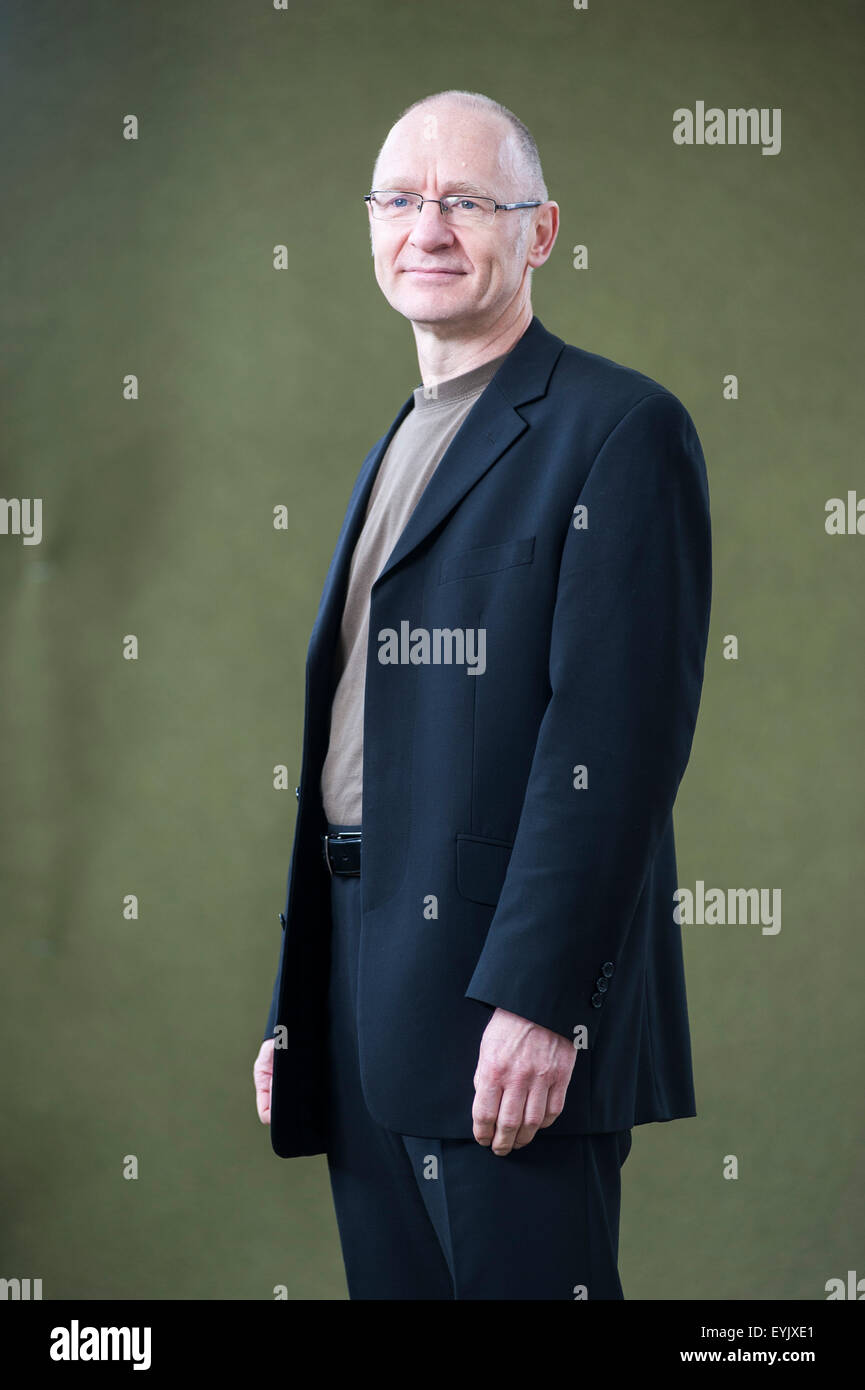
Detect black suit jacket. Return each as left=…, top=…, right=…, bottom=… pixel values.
left=264, top=314, right=712, bottom=1158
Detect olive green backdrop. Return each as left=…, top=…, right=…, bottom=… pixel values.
left=2, top=0, right=862, bottom=1300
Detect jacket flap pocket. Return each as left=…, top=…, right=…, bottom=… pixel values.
left=439, top=536, right=535, bottom=585
left=456, top=833, right=513, bottom=906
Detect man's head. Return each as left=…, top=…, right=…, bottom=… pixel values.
left=367, top=91, right=558, bottom=335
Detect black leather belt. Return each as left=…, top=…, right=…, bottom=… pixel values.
left=321, top=831, right=362, bottom=876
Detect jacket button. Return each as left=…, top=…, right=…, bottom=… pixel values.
left=591, top=992, right=604, bottom=1008
left=595, top=977, right=608, bottom=991
left=602, top=962, right=614, bottom=977
left=295, top=785, right=300, bottom=800
left=278, top=912, right=286, bottom=928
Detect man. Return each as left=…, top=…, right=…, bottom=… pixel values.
left=253, top=89, right=712, bottom=1300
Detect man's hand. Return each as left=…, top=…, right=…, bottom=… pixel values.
left=472, top=1007, right=576, bottom=1155
left=253, top=1038, right=275, bottom=1124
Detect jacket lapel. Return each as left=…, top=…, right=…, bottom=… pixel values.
left=374, top=315, right=564, bottom=589
left=308, top=315, right=565, bottom=674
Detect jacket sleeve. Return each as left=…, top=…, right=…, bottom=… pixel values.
left=463, top=390, right=712, bottom=1045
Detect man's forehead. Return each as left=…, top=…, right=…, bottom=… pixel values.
left=376, top=107, right=514, bottom=184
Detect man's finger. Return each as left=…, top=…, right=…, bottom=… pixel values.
left=539, top=1076, right=568, bottom=1128
left=253, top=1044, right=274, bottom=1126
left=491, top=1083, right=529, bottom=1155
left=513, top=1081, right=550, bottom=1148
left=472, top=1078, right=503, bottom=1145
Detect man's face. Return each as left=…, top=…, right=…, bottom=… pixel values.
left=368, top=102, right=545, bottom=332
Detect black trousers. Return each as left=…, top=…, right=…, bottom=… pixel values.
left=324, top=822, right=632, bottom=1300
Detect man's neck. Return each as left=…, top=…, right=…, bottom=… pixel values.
left=412, top=301, right=533, bottom=389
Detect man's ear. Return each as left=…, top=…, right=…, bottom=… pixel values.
left=527, top=201, right=559, bottom=269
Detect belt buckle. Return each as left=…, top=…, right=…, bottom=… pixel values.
left=322, top=831, right=361, bottom=877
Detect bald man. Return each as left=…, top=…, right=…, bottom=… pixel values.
left=254, top=89, right=711, bottom=1300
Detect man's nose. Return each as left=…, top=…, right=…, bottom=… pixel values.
left=409, top=201, right=456, bottom=248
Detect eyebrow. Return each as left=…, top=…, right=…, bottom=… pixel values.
left=376, top=179, right=493, bottom=197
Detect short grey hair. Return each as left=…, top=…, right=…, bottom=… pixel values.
left=371, top=89, right=549, bottom=204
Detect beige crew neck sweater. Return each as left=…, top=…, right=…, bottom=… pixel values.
left=320, top=350, right=509, bottom=826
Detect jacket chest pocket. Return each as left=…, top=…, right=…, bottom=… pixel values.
left=456, top=833, right=514, bottom=906
left=439, top=536, right=535, bottom=585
